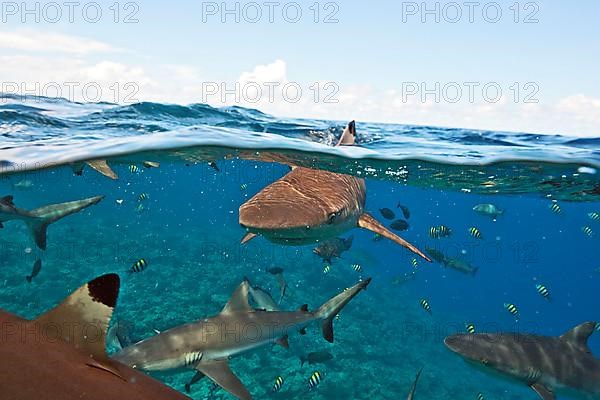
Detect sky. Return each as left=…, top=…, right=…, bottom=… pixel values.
left=0, top=0, right=599, bottom=136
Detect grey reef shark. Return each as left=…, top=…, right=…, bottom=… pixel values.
left=0, top=194, right=104, bottom=250
left=0, top=273, right=190, bottom=400
left=445, top=322, right=600, bottom=399
left=113, top=277, right=372, bottom=400
left=238, top=120, right=431, bottom=262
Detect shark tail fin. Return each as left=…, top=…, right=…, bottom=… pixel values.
left=336, top=120, right=356, bottom=146
left=358, top=213, right=431, bottom=262
left=34, top=273, right=123, bottom=379
left=315, top=278, right=371, bottom=343
left=26, top=195, right=104, bottom=250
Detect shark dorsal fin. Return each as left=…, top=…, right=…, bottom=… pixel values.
left=34, top=274, right=122, bottom=376
left=560, top=322, right=596, bottom=353
left=336, top=120, right=356, bottom=146
left=86, top=159, right=118, bottom=180
left=222, top=280, right=252, bottom=314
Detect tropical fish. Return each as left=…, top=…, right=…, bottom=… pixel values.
left=300, top=351, right=333, bottom=366
left=272, top=376, right=284, bottom=392
left=411, top=258, right=418, bottom=268
left=308, top=371, right=323, bottom=390
left=138, top=193, right=149, bottom=202
left=351, top=263, right=362, bottom=273
left=588, top=212, right=600, bottom=221
left=323, top=264, right=331, bottom=274
left=429, top=225, right=451, bottom=239
left=473, top=204, right=504, bottom=219
left=379, top=208, right=395, bottom=220
left=535, top=284, right=551, bottom=301
left=549, top=202, right=561, bottom=214
left=445, top=322, right=600, bottom=400
left=238, top=121, right=431, bottom=262
left=129, top=259, right=148, bottom=273
left=25, top=259, right=42, bottom=283
left=504, top=303, right=519, bottom=320
left=397, top=203, right=411, bottom=219
left=390, top=219, right=409, bottom=231
left=420, top=299, right=432, bottom=315
left=582, top=226, right=593, bottom=237
left=476, top=393, right=485, bottom=400
left=240, top=183, right=248, bottom=191
left=313, top=236, right=353, bottom=264
left=372, top=233, right=383, bottom=241
left=465, top=323, right=476, bottom=334
left=129, top=165, right=140, bottom=174
left=469, top=227, right=482, bottom=239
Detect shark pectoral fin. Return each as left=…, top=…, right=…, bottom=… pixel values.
left=530, top=383, right=555, bottom=400
left=86, top=159, right=118, bottom=180
left=196, top=360, right=252, bottom=400
left=275, top=335, right=289, bottom=349
left=25, top=218, right=50, bottom=250
left=240, top=232, right=258, bottom=244
left=185, top=370, right=206, bottom=393
left=560, top=321, right=596, bottom=354
left=34, top=274, right=119, bottom=367
left=86, top=359, right=126, bottom=381
left=357, top=213, right=431, bottom=262
left=221, top=280, right=253, bottom=314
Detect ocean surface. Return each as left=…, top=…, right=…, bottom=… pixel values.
left=1, top=94, right=599, bottom=399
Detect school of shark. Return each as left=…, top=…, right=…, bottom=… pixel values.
left=1, top=121, right=598, bottom=400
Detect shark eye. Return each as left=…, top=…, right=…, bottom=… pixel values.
left=327, top=212, right=338, bottom=224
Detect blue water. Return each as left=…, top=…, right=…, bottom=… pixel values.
left=1, top=94, right=599, bottom=399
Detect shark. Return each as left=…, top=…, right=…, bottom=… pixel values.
left=407, top=367, right=423, bottom=400
left=0, top=194, right=104, bottom=250
left=113, top=277, right=372, bottom=400
left=238, top=121, right=431, bottom=262
left=0, top=273, right=190, bottom=400
left=444, top=322, right=600, bottom=400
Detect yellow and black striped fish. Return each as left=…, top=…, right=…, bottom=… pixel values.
left=477, top=393, right=485, bottom=400
left=589, top=212, right=600, bottom=221
left=323, top=265, right=331, bottom=274
left=272, top=376, right=284, bottom=392
left=138, top=193, right=149, bottom=201
left=411, top=258, right=418, bottom=268
left=129, top=165, right=140, bottom=174
left=465, top=323, right=476, bottom=334
left=438, top=225, right=452, bottom=237
left=504, top=303, right=519, bottom=319
left=351, top=264, right=362, bottom=272
left=549, top=202, right=561, bottom=214
left=240, top=183, right=248, bottom=191
left=308, top=371, right=323, bottom=390
left=582, top=226, right=593, bottom=237
left=535, top=284, right=551, bottom=301
left=420, top=299, right=432, bottom=314
left=429, top=226, right=440, bottom=239
left=130, top=258, right=148, bottom=273
left=469, top=227, right=482, bottom=239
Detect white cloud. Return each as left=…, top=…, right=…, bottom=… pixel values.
left=0, top=30, right=115, bottom=54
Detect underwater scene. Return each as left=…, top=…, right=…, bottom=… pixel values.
left=1, top=95, right=599, bottom=400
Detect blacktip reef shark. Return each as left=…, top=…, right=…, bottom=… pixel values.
left=113, top=277, right=372, bottom=400
left=0, top=273, right=189, bottom=400
left=0, top=194, right=104, bottom=249
left=238, top=120, right=431, bottom=262
left=444, top=322, right=600, bottom=399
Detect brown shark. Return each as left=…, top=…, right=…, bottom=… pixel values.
left=0, top=194, right=104, bottom=250
left=0, top=273, right=190, bottom=400
left=239, top=121, right=431, bottom=262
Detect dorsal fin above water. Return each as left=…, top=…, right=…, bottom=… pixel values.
left=222, top=280, right=253, bottom=314
left=33, top=273, right=122, bottom=377
left=560, top=322, right=596, bottom=353
left=336, top=120, right=356, bottom=146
